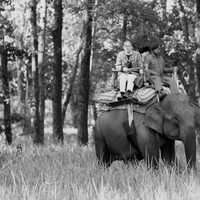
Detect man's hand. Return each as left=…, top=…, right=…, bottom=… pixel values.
left=116, top=66, right=122, bottom=71
left=139, top=69, right=144, bottom=75
left=123, top=67, right=128, bottom=72
left=173, top=66, right=178, bottom=73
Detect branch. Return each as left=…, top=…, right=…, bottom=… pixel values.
left=62, top=45, right=82, bottom=125
left=96, top=27, right=115, bottom=34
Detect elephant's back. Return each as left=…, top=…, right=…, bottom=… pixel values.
left=98, top=109, right=128, bottom=124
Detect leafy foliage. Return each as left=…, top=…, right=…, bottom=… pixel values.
left=0, top=0, right=199, bottom=127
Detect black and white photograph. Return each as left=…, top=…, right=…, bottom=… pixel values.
left=0, top=0, right=200, bottom=199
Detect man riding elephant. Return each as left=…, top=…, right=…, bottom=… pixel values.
left=143, top=44, right=179, bottom=99
left=115, top=40, right=143, bottom=100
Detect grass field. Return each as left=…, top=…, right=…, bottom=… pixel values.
left=1, top=99, right=200, bottom=199
left=0, top=137, right=200, bottom=200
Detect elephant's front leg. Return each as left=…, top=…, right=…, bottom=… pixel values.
left=138, top=133, right=160, bottom=168
left=134, top=114, right=160, bottom=168
left=160, top=137, right=175, bottom=166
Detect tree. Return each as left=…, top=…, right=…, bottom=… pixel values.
left=37, top=0, right=48, bottom=144
left=52, top=0, right=63, bottom=144
left=77, top=0, right=93, bottom=146
left=62, top=45, right=82, bottom=126
left=30, top=0, right=41, bottom=144
left=196, top=0, right=200, bottom=98
left=176, top=0, right=190, bottom=42
left=0, top=46, right=12, bottom=144
left=175, top=0, right=196, bottom=98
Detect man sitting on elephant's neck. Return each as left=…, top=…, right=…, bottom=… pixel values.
left=115, top=40, right=143, bottom=100
left=144, top=44, right=179, bottom=99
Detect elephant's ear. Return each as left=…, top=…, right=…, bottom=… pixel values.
left=194, top=108, right=200, bottom=128
left=190, top=100, right=200, bottom=128
left=145, top=103, right=163, bottom=134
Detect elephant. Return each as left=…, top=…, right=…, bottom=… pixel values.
left=94, top=93, right=198, bottom=169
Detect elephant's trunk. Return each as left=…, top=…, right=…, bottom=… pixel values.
left=181, top=126, right=196, bottom=169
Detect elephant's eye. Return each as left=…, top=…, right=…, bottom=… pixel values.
left=173, top=116, right=180, bottom=126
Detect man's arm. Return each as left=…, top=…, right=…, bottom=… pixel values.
left=115, top=52, right=123, bottom=71
left=136, top=52, right=143, bottom=74
left=163, top=67, right=173, bottom=73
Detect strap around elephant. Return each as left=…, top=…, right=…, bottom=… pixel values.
left=127, top=103, right=133, bottom=127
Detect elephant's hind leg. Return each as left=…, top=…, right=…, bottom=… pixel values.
left=94, top=133, right=112, bottom=167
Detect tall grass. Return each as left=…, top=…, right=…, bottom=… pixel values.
left=0, top=140, right=200, bottom=200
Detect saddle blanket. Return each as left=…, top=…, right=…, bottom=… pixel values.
left=98, top=96, right=157, bottom=114
left=95, top=86, right=165, bottom=105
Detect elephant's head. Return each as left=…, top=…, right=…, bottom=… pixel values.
left=191, top=101, right=200, bottom=129
left=145, top=94, right=196, bottom=168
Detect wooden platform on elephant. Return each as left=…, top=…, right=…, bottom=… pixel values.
left=98, top=96, right=158, bottom=114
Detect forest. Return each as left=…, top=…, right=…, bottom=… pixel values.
left=1, top=0, right=200, bottom=199
left=1, top=0, right=200, bottom=146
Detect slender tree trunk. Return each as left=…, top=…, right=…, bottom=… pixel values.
left=158, top=0, right=167, bottom=21
left=62, top=46, right=82, bottom=125
left=52, top=0, right=63, bottom=144
left=16, top=59, right=33, bottom=136
left=30, top=0, right=41, bottom=144
left=176, top=0, right=196, bottom=98
left=77, top=0, right=93, bottom=146
left=121, top=13, right=127, bottom=43
left=14, top=7, right=32, bottom=136
left=70, top=92, right=79, bottom=128
left=37, top=0, right=48, bottom=144
left=176, top=0, right=190, bottom=42
left=0, top=46, right=12, bottom=144
left=196, top=0, right=200, bottom=100
left=23, top=64, right=33, bottom=135
left=91, top=100, right=97, bottom=122
left=17, top=60, right=26, bottom=103
left=89, top=0, right=98, bottom=72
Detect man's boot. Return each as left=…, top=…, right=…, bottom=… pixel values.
left=117, top=92, right=125, bottom=101
left=157, top=90, right=167, bottom=101
left=123, top=90, right=131, bottom=99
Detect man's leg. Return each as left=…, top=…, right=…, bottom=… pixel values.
left=151, top=75, right=165, bottom=101
left=118, top=73, right=128, bottom=100
left=127, top=74, right=137, bottom=92
left=119, top=73, right=127, bottom=93
left=151, top=75, right=162, bottom=92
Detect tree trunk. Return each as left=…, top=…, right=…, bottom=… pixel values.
left=196, top=0, right=200, bottom=100
left=121, top=13, right=127, bottom=43
left=30, top=0, right=41, bottom=144
left=17, top=60, right=26, bottom=103
left=16, top=59, right=33, bottom=136
left=77, top=0, right=93, bottom=146
left=52, top=0, right=63, bottom=144
left=91, top=100, right=97, bottom=122
left=37, top=0, right=48, bottom=144
left=70, top=93, right=78, bottom=128
left=89, top=0, right=98, bottom=72
left=176, top=0, right=196, bottom=98
left=62, top=45, right=82, bottom=126
left=176, top=0, right=190, bottom=42
left=158, top=0, right=167, bottom=21
left=0, top=46, right=12, bottom=144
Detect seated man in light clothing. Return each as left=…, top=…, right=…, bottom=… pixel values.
left=115, top=40, right=143, bottom=100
